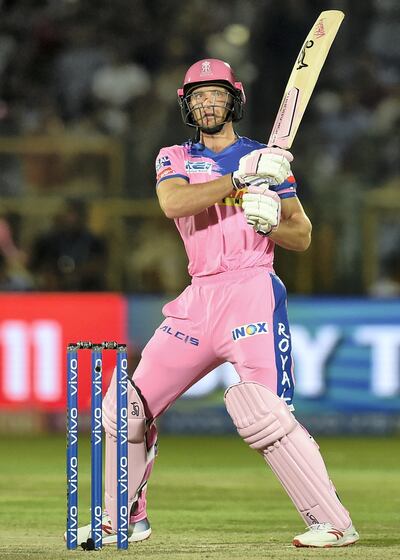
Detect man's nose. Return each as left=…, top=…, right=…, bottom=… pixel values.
left=202, top=93, right=213, bottom=105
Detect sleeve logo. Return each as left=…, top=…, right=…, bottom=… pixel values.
left=156, top=155, right=172, bottom=172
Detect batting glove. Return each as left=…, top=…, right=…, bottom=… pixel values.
left=237, top=147, right=293, bottom=186
left=242, top=183, right=281, bottom=236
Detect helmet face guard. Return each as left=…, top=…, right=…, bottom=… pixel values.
left=177, top=59, right=246, bottom=133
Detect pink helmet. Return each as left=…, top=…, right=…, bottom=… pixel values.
left=177, top=58, right=246, bottom=127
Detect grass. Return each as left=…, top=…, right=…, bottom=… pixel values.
left=0, top=434, right=399, bottom=559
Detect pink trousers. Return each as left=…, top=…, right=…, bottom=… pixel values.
left=134, top=267, right=294, bottom=418
left=131, top=267, right=294, bottom=522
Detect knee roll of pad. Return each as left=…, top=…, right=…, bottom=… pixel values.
left=224, top=381, right=297, bottom=450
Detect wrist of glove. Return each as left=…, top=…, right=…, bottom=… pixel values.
left=231, top=172, right=270, bottom=190
left=242, top=185, right=281, bottom=236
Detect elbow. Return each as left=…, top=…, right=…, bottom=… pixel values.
left=160, top=198, right=195, bottom=219
left=295, top=226, right=312, bottom=252
left=159, top=199, right=179, bottom=220
left=162, top=207, right=177, bottom=220
left=297, top=233, right=312, bottom=252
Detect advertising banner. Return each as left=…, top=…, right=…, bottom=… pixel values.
left=0, top=294, right=127, bottom=411
left=127, top=295, right=400, bottom=434
left=1, top=294, right=399, bottom=434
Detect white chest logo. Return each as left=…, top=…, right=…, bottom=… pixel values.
left=185, top=161, right=213, bottom=174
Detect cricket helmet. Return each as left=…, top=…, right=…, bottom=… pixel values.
left=177, top=58, right=246, bottom=130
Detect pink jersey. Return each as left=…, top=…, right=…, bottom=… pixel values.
left=155, top=137, right=297, bottom=277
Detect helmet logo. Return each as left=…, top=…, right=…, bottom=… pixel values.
left=201, top=60, right=212, bottom=75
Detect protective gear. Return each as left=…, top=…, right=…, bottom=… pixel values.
left=224, top=382, right=353, bottom=530
left=242, top=184, right=281, bottom=236
left=237, top=147, right=293, bottom=186
left=293, top=523, right=359, bottom=548
left=102, top=370, right=157, bottom=532
left=177, top=59, right=245, bottom=133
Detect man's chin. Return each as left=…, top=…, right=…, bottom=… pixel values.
left=201, top=119, right=220, bottom=128
left=199, top=123, right=225, bottom=135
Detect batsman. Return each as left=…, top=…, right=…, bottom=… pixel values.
left=76, top=58, right=359, bottom=548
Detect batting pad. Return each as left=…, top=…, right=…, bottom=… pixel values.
left=224, top=382, right=351, bottom=529
left=103, top=371, right=155, bottom=531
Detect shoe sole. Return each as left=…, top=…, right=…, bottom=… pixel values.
left=293, top=537, right=359, bottom=548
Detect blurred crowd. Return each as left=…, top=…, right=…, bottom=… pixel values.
left=0, top=0, right=399, bottom=295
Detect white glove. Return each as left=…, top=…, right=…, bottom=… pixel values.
left=242, top=183, right=281, bottom=235
left=237, top=147, right=293, bottom=186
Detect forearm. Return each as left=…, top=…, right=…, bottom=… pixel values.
left=157, top=175, right=233, bottom=218
left=269, top=214, right=312, bottom=251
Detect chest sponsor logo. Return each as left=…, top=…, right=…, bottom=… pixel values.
left=185, top=161, right=213, bottom=174
left=232, top=322, right=268, bottom=341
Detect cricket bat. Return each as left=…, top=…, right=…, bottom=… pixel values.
left=268, top=10, right=345, bottom=149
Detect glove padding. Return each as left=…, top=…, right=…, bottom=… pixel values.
left=242, top=184, right=281, bottom=236
left=237, top=147, right=293, bottom=186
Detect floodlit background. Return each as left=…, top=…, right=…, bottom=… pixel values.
left=0, top=1, right=399, bottom=432
left=0, top=1, right=399, bottom=559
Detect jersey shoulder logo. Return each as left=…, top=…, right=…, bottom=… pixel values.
left=156, top=155, right=172, bottom=172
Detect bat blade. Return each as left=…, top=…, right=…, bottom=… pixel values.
left=268, top=10, right=345, bottom=149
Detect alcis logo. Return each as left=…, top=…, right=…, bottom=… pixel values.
left=232, top=322, right=268, bottom=341
left=159, top=325, right=200, bottom=346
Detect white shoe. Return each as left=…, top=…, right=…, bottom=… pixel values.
left=293, top=523, right=359, bottom=548
left=64, top=510, right=151, bottom=547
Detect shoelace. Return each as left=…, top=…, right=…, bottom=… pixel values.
left=308, top=523, right=334, bottom=531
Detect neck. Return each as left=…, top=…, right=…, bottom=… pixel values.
left=199, top=122, right=237, bottom=152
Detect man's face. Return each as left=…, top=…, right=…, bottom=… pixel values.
left=188, top=85, right=232, bottom=129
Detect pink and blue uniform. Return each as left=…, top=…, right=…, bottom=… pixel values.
left=101, top=58, right=356, bottom=539
left=132, top=136, right=298, bottom=424
left=109, top=137, right=353, bottom=536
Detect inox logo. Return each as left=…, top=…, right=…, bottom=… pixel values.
left=232, top=322, right=269, bottom=341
